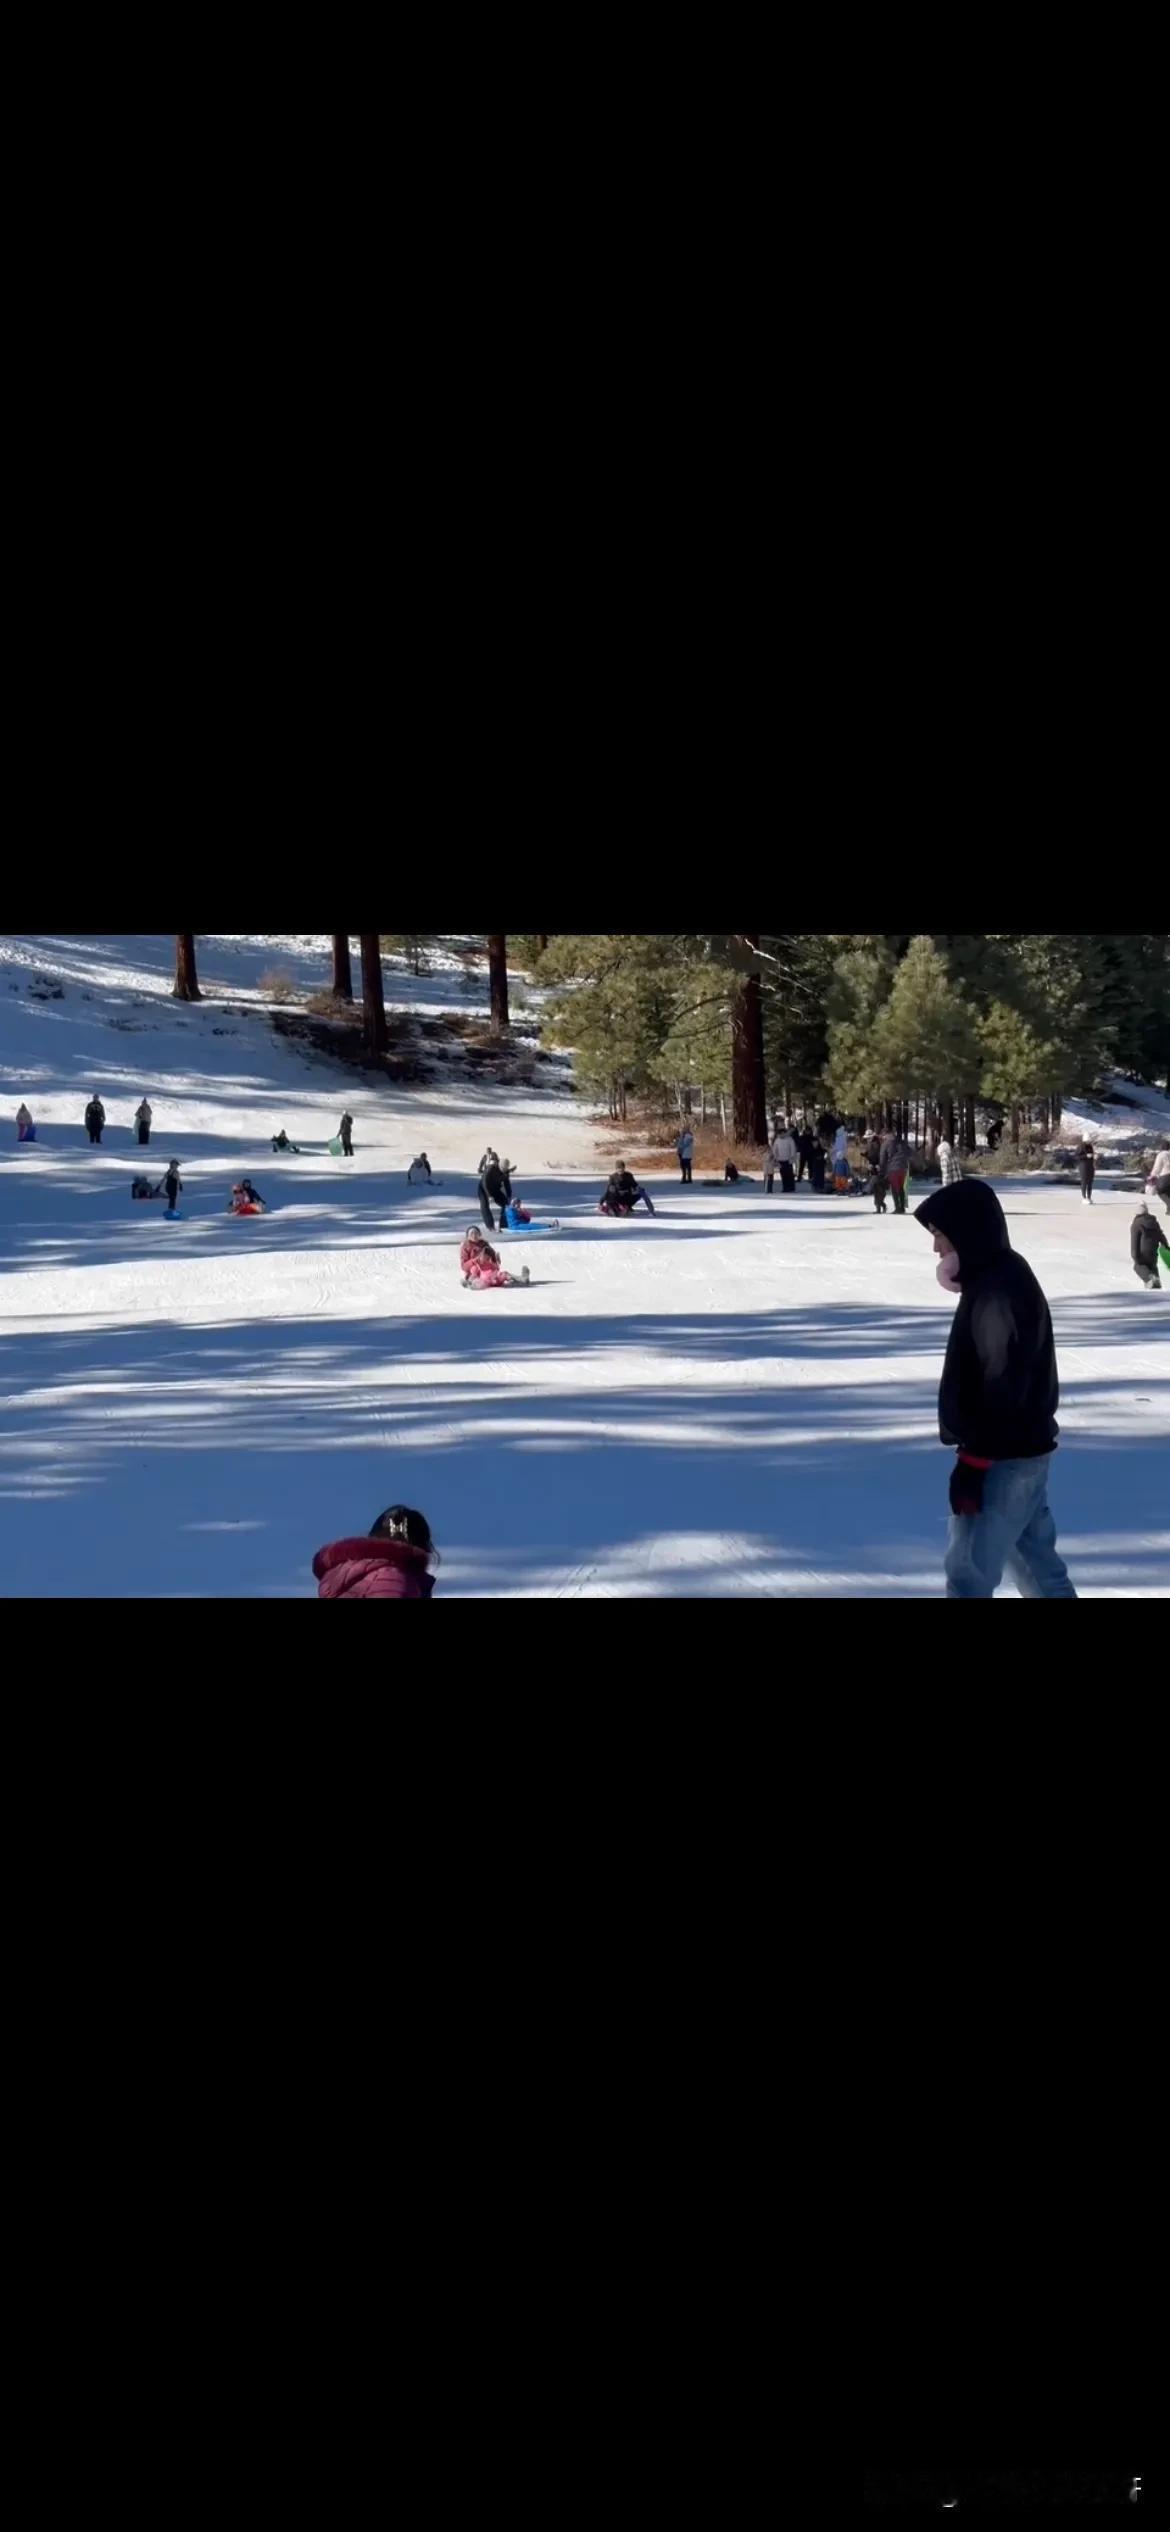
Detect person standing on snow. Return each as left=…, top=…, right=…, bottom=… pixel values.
left=1077, top=1138, right=1096, bottom=1203
left=85, top=1095, right=106, bottom=1145
left=479, top=1151, right=511, bottom=1231
left=915, top=1179, right=1076, bottom=1599
left=1145, top=1147, right=1170, bottom=1214
left=676, top=1126, right=695, bottom=1184
left=883, top=1133, right=909, bottom=1213
left=771, top=1124, right=798, bottom=1193
left=16, top=1102, right=33, bottom=1141
left=135, top=1098, right=152, bottom=1147
left=338, top=1111, right=355, bottom=1158
left=1131, top=1203, right=1166, bottom=1290
left=937, top=1134, right=962, bottom=1188
left=163, top=1159, right=182, bottom=1215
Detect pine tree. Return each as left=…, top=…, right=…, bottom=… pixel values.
left=730, top=934, right=768, bottom=1145
left=872, top=935, right=981, bottom=1127
left=359, top=935, right=387, bottom=1054
left=174, top=935, right=202, bottom=1001
left=488, top=935, right=510, bottom=1034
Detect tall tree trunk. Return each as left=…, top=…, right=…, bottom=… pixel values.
left=174, top=934, right=202, bottom=1000
left=360, top=934, right=387, bottom=1054
left=944, top=1095, right=957, bottom=1146
left=488, top=934, right=510, bottom=1033
left=332, top=934, right=353, bottom=1000
left=731, top=933, right=767, bottom=1145
left=962, top=1093, right=977, bottom=1153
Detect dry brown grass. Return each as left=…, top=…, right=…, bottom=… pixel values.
left=259, top=967, right=297, bottom=1004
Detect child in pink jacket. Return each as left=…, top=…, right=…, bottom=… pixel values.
left=460, top=1228, right=529, bottom=1290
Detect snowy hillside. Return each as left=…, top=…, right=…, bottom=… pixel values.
left=1, top=935, right=1167, bottom=1599
left=1059, top=1073, right=1170, bottom=1149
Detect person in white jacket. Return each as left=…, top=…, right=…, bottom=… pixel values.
left=676, top=1127, right=695, bottom=1185
left=407, top=1153, right=433, bottom=1185
left=767, top=1126, right=798, bottom=1194
left=1146, top=1148, right=1170, bottom=1214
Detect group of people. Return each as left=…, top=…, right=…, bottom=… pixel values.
left=15, top=1094, right=155, bottom=1148
left=866, top=1127, right=915, bottom=1213
left=131, top=1159, right=183, bottom=1213
left=318, top=1175, right=1088, bottom=1600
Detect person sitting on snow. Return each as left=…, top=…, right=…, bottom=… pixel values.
left=407, top=1152, right=433, bottom=1184
left=504, top=1194, right=560, bottom=1234
left=271, top=1129, right=300, bottom=1154
left=600, top=1166, right=656, bottom=1217
left=460, top=1228, right=529, bottom=1289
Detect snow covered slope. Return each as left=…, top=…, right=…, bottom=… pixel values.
left=1, top=935, right=1167, bottom=1598
left=1059, top=1073, right=1170, bottom=1148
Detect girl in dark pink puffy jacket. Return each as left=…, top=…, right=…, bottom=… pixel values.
left=313, top=1505, right=437, bottom=1599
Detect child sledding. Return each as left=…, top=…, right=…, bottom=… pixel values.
left=228, top=1180, right=267, bottom=1216
left=271, top=1130, right=302, bottom=1154
left=503, top=1195, right=560, bottom=1234
left=132, top=1174, right=170, bottom=1202
left=599, top=1166, right=656, bottom=1217
left=460, top=1229, right=530, bottom=1290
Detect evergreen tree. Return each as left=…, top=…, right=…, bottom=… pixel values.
left=174, top=935, right=201, bottom=1001
left=872, top=935, right=981, bottom=1120
left=488, top=935, right=510, bottom=1034
left=359, top=935, right=387, bottom=1054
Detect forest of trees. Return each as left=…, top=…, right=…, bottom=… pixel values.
left=171, top=933, right=1170, bottom=1154
left=523, top=933, right=1170, bottom=1150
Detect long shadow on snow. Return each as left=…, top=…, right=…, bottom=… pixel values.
left=0, top=1300, right=1164, bottom=1597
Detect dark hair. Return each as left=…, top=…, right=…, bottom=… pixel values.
left=369, top=1505, right=436, bottom=1563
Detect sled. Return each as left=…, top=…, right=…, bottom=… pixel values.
left=329, top=1136, right=354, bottom=1158
left=1159, top=1245, right=1170, bottom=1276
left=229, top=1202, right=265, bottom=1217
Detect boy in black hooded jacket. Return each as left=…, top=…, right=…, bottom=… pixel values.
left=915, top=1180, right=1077, bottom=1599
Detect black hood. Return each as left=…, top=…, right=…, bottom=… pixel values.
left=915, top=1178, right=1012, bottom=1275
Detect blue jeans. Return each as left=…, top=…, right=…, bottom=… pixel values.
left=944, top=1457, right=1077, bottom=1599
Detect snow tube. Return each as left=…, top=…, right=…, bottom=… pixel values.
left=230, top=1202, right=265, bottom=1216
left=329, top=1136, right=347, bottom=1157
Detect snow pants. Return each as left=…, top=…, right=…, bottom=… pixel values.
left=944, top=1458, right=1077, bottom=1599
left=1133, top=1262, right=1161, bottom=1289
left=888, top=1170, right=908, bottom=1214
